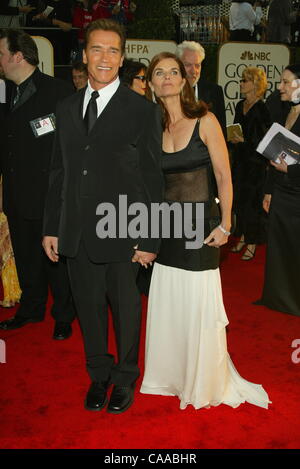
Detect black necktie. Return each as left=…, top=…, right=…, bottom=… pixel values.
left=12, top=86, right=20, bottom=108
left=84, top=90, right=99, bottom=133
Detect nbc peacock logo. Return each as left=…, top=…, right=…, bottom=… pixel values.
left=240, top=50, right=271, bottom=61
left=240, top=51, right=254, bottom=60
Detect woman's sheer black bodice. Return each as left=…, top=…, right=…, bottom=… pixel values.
left=162, top=120, right=216, bottom=207
left=157, top=119, right=220, bottom=272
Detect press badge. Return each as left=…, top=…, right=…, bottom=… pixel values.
left=30, top=113, right=56, bottom=138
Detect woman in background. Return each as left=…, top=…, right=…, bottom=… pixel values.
left=229, top=66, right=271, bottom=260
left=120, top=59, right=147, bottom=96
left=140, top=52, right=270, bottom=410
left=256, top=64, right=300, bottom=317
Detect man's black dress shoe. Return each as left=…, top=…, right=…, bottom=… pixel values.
left=85, top=381, right=109, bottom=411
left=53, top=322, right=72, bottom=340
left=107, top=385, right=134, bottom=414
left=0, top=316, right=43, bottom=330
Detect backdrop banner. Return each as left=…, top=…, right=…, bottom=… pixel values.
left=218, top=42, right=290, bottom=125
left=125, top=40, right=177, bottom=65
left=32, top=36, right=54, bottom=77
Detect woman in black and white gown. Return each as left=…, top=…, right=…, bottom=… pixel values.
left=140, top=52, right=270, bottom=410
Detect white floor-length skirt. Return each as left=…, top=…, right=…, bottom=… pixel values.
left=140, top=263, right=270, bottom=410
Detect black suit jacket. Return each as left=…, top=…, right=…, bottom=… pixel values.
left=0, top=69, right=73, bottom=220
left=197, top=79, right=226, bottom=136
left=43, top=84, right=164, bottom=263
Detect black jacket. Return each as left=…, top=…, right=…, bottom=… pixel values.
left=0, top=68, right=73, bottom=219
left=43, top=84, right=164, bottom=262
left=197, top=79, right=227, bottom=137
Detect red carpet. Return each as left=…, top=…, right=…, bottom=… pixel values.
left=0, top=243, right=300, bottom=449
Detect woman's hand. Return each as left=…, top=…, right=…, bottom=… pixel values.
left=132, top=249, right=156, bottom=268
left=270, top=156, right=288, bottom=173
left=204, top=226, right=230, bottom=248
left=229, top=131, right=244, bottom=144
left=263, top=194, right=272, bottom=213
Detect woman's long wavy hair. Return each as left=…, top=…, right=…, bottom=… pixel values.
left=146, top=52, right=208, bottom=131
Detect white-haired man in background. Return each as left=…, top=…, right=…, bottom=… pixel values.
left=177, top=40, right=226, bottom=136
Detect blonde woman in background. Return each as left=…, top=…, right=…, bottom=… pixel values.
left=0, top=178, right=21, bottom=307
left=229, top=66, right=271, bottom=260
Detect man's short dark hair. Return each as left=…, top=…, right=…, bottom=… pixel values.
left=0, top=28, right=39, bottom=66
left=72, top=62, right=88, bottom=74
left=84, top=19, right=126, bottom=55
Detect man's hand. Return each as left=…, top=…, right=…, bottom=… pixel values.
left=43, top=236, right=59, bottom=262
left=263, top=194, right=272, bottom=213
left=132, top=249, right=157, bottom=268
left=19, top=5, right=36, bottom=13
left=32, top=13, right=47, bottom=21
left=53, top=19, right=72, bottom=32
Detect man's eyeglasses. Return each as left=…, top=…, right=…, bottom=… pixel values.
left=240, top=79, right=251, bottom=83
left=134, top=75, right=146, bottom=82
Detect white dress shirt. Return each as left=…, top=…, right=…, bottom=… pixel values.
left=229, top=3, right=263, bottom=32
left=83, top=77, right=120, bottom=119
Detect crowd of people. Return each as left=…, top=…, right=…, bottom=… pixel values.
left=1, top=1, right=300, bottom=63
left=0, top=5, right=299, bottom=415
left=0, top=1, right=136, bottom=64
left=228, top=0, right=300, bottom=44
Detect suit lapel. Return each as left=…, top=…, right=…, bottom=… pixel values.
left=11, top=79, right=37, bottom=112
left=88, top=84, right=128, bottom=138
left=70, top=87, right=87, bottom=136
left=70, top=84, right=129, bottom=138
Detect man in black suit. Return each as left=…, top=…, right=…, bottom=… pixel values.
left=0, top=29, right=75, bottom=340
left=176, top=40, right=226, bottom=136
left=43, top=19, right=163, bottom=414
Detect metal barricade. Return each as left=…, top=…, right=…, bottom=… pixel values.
left=179, top=1, right=224, bottom=44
